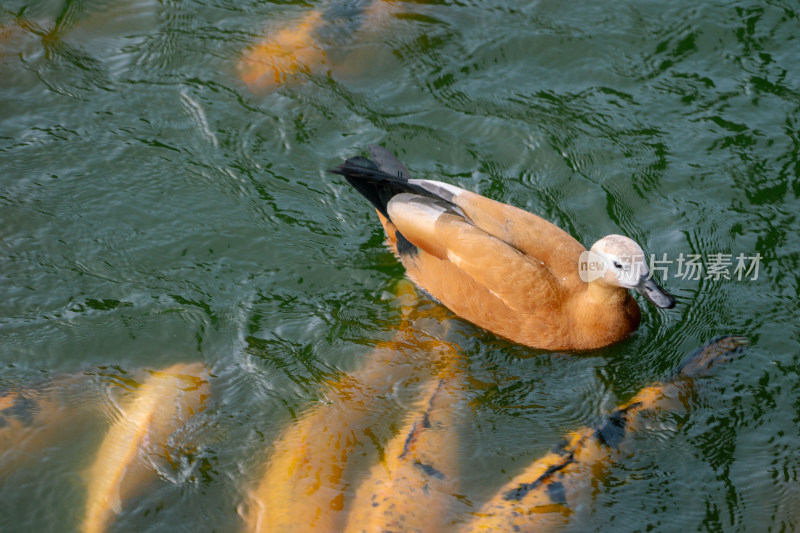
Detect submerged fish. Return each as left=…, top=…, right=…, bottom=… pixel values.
left=81, top=362, right=209, bottom=533
left=0, top=373, right=101, bottom=478
left=238, top=0, right=395, bottom=92
left=245, top=281, right=462, bottom=533
left=1, top=385, right=59, bottom=457
left=238, top=9, right=325, bottom=90
left=1, top=386, right=60, bottom=477
left=343, top=358, right=463, bottom=533
left=461, top=335, right=748, bottom=532
left=244, top=368, right=390, bottom=533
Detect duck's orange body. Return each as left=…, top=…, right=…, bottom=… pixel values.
left=332, top=146, right=674, bottom=351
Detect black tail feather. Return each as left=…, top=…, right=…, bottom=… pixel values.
left=329, top=151, right=429, bottom=220
left=368, top=144, right=412, bottom=180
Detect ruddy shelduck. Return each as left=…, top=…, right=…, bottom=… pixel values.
left=331, top=146, right=676, bottom=351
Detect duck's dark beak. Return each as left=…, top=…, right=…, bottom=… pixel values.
left=635, top=277, right=676, bottom=309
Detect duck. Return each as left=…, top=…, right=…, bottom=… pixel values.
left=330, top=145, right=675, bottom=351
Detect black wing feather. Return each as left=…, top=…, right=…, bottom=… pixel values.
left=329, top=149, right=432, bottom=220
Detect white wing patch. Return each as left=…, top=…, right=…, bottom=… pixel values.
left=409, top=179, right=465, bottom=202
left=388, top=193, right=450, bottom=224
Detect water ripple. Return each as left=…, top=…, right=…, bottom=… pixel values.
left=1, top=0, right=799, bottom=530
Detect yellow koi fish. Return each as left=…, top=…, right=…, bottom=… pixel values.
left=239, top=10, right=326, bottom=91
left=344, top=358, right=463, bottom=533
left=461, top=335, right=748, bottom=532
left=82, top=362, right=209, bottom=533
left=245, top=281, right=461, bottom=532
left=244, top=368, right=388, bottom=533
left=238, top=0, right=395, bottom=92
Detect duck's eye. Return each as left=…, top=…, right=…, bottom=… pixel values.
left=613, top=261, right=623, bottom=269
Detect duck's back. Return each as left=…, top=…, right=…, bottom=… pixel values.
left=445, top=189, right=588, bottom=294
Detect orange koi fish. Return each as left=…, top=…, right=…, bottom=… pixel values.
left=245, top=281, right=461, bottom=532
left=238, top=0, right=395, bottom=92
left=343, top=358, right=463, bottom=533
left=82, top=362, right=209, bottom=533
left=0, top=386, right=64, bottom=477
left=461, top=335, right=748, bottom=532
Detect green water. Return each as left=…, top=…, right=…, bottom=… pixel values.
left=1, top=0, right=798, bottom=531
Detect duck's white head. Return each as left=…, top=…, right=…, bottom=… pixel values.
left=582, top=234, right=676, bottom=309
